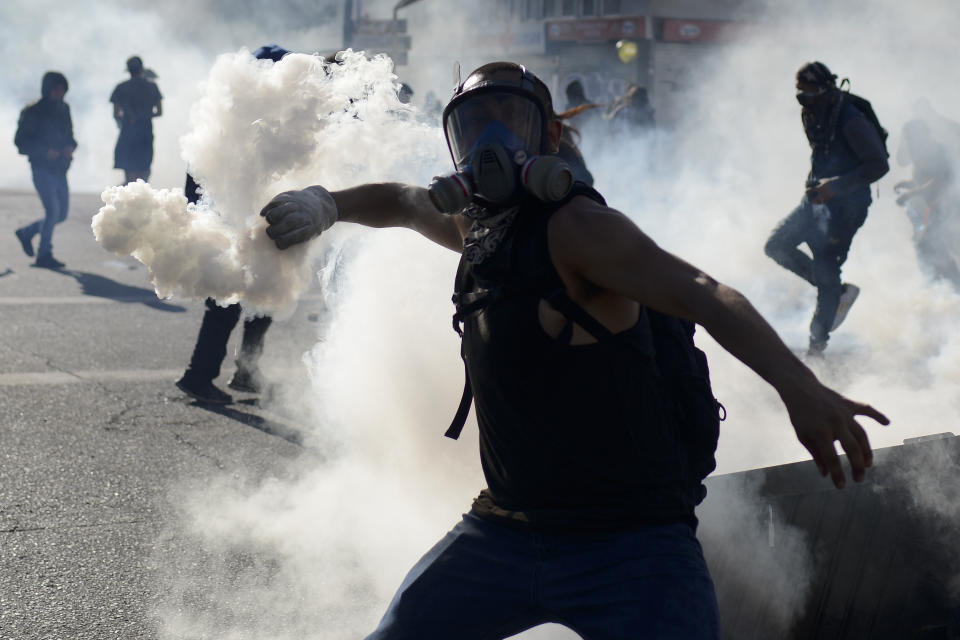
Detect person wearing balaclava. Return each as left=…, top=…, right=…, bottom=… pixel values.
left=764, top=61, right=889, bottom=356
left=110, top=55, right=163, bottom=184
left=175, top=45, right=289, bottom=405
left=13, top=71, right=77, bottom=269
left=258, top=61, right=888, bottom=637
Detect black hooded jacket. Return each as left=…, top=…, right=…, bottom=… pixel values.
left=15, top=72, right=77, bottom=172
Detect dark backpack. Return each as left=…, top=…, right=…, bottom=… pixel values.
left=841, top=81, right=889, bottom=157
left=446, top=187, right=724, bottom=500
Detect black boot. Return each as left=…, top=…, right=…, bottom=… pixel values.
left=34, top=253, right=65, bottom=269
left=15, top=228, right=34, bottom=257
left=176, top=374, right=233, bottom=404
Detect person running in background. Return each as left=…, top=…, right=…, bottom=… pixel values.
left=14, top=71, right=77, bottom=270
left=764, top=61, right=889, bottom=355
left=110, top=55, right=162, bottom=184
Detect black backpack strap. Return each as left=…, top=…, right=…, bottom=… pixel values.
left=444, top=343, right=473, bottom=440
left=544, top=287, right=616, bottom=341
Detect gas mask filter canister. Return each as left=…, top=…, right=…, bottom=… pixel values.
left=428, top=152, right=573, bottom=214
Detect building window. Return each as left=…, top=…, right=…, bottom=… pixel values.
left=582, top=0, right=597, bottom=15
left=526, top=0, right=541, bottom=20
left=562, top=0, right=576, bottom=16
left=543, top=0, right=557, bottom=16
left=603, top=0, right=621, bottom=14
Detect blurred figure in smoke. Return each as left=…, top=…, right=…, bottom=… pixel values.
left=397, top=82, right=414, bottom=105
left=555, top=117, right=594, bottom=186
left=765, top=62, right=889, bottom=356
left=260, top=61, right=888, bottom=638
left=174, top=175, right=273, bottom=404
left=110, top=55, right=163, bottom=184
left=14, top=71, right=77, bottom=270
left=562, top=78, right=604, bottom=139
left=894, top=117, right=960, bottom=288
left=605, top=82, right=655, bottom=134
left=420, top=89, right=444, bottom=125
left=175, top=44, right=289, bottom=405
left=565, top=79, right=589, bottom=111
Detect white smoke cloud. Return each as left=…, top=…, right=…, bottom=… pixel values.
left=91, top=49, right=446, bottom=314
left=697, top=474, right=815, bottom=635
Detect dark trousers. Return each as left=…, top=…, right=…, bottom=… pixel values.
left=367, top=512, right=720, bottom=640
left=182, top=298, right=272, bottom=383
left=765, top=194, right=868, bottom=346
left=23, top=165, right=69, bottom=257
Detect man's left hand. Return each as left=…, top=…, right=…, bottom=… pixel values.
left=783, top=381, right=888, bottom=489
left=806, top=178, right=836, bottom=204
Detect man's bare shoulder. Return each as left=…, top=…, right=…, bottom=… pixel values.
left=550, top=194, right=633, bottom=240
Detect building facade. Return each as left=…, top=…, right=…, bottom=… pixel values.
left=440, top=0, right=761, bottom=126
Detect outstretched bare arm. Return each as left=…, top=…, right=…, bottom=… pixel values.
left=260, top=183, right=466, bottom=253
left=549, top=197, right=889, bottom=488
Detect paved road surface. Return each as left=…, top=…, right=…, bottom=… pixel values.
left=0, top=189, right=324, bottom=639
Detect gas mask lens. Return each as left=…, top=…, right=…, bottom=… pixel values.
left=445, top=92, right=543, bottom=169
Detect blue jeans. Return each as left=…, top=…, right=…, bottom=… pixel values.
left=366, top=512, right=720, bottom=640
left=24, top=165, right=69, bottom=256
left=764, top=193, right=869, bottom=346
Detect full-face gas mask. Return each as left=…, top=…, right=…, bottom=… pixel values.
left=428, top=63, right=573, bottom=215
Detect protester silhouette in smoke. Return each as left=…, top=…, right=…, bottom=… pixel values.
left=175, top=45, right=290, bottom=406
left=561, top=78, right=604, bottom=139
left=397, top=82, right=414, bottom=105
left=260, top=61, right=888, bottom=638
left=14, top=71, right=77, bottom=270
left=110, top=55, right=163, bottom=184
left=605, top=82, right=655, bottom=134
left=894, top=116, right=960, bottom=288
left=765, top=61, right=889, bottom=355
left=175, top=175, right=273, bottom=404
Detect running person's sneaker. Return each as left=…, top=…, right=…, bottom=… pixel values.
left=830, top=283, right=861, bottom=331
left=176, top=376, right=233, bottom=404
left=15, top=228, right=34, bottom=257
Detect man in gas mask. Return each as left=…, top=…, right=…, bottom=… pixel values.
left=259, top=62, right=887, bottom=638
left=764, top=62, right=889, bottom=355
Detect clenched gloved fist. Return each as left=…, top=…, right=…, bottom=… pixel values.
left=260, top=186, right=339, bottom=250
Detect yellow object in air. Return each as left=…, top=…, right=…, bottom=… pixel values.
left=616, top=39, right=638, bottom=64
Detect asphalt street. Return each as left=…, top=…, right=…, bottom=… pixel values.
left=0, top=189, right=324, bottom=639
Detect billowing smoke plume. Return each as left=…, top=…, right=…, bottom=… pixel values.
left=92, top=50, right=446, bottom=314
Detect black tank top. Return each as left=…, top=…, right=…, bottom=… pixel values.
left=456, top=188, right=699, bottom=533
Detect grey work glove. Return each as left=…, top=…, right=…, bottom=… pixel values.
left=260, top=186, right=339, bottom=250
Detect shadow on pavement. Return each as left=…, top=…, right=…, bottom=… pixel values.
left=192, top=399, right=304, bottom=446
left=0, top=268, right=13, bottom=278
left=53, top=269, right=187, bottom=312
